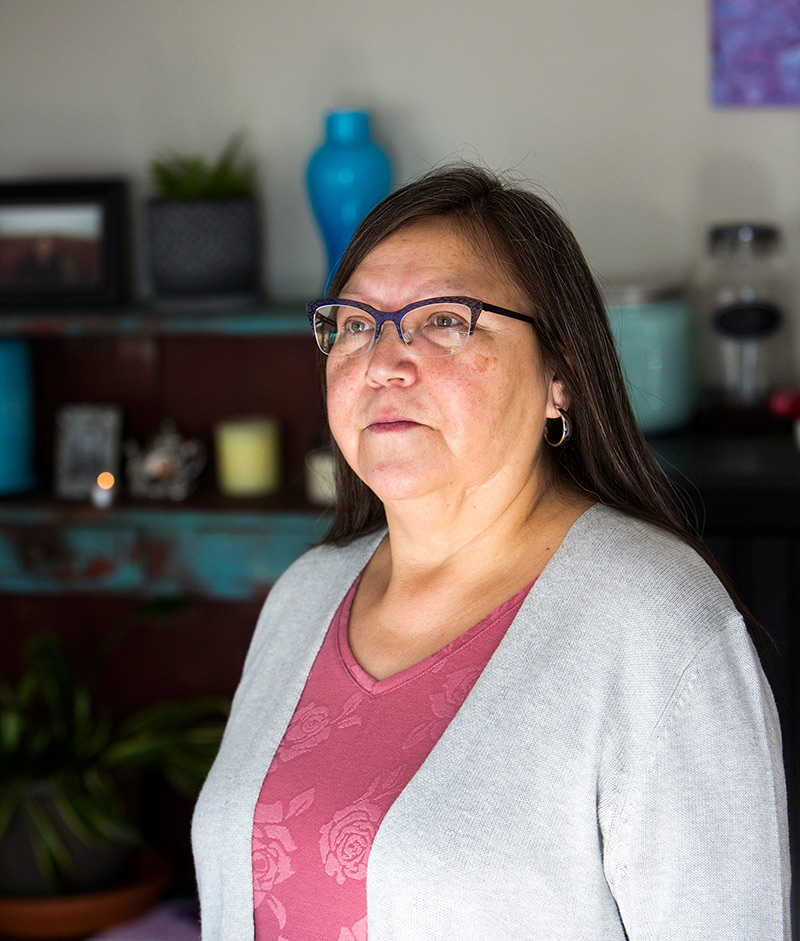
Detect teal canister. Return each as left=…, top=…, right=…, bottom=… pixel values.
left=605, top=283, right=695, bottom=435
left=0, top=339, right=36, bottom=494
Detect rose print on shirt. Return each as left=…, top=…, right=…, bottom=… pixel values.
left=319, top=801, right=381, bottom=884
left=253, top=789, right=314, bottom=932
left=402, top=666, right=481, bottom=748
left=276, top=693, right=363, bottom=762
left=252, top=803, right=295, bottom=898
left=319, top=767, right=407, bottom=885
left=339, top=915, right=368, bottom=941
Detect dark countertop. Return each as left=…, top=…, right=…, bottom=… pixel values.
left=653, top=428, right=800, bottom=485
left=650, top=428, right=800, bottom=534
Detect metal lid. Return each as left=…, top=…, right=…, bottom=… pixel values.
left=708, top=223, right=780, bottom=251
left=602, top=281, right=684, bottom=307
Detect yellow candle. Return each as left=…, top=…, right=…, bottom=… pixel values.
left=215, top=417, right=280, bottom=497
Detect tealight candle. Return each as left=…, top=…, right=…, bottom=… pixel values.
left=91, top=471, right=116, bottom=509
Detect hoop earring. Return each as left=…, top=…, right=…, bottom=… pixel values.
left=544, top=407, right=572, bottom=447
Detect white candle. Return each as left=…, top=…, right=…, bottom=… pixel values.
left=305, top=449, right=336, bottom=505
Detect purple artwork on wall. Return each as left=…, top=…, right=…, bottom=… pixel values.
left=713, top=0, right=800, bottom=106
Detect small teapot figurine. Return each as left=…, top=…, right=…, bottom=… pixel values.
left=124, top=420, right=206, bottom=501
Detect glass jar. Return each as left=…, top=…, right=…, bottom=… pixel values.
left=690, top=223, right=792, bottom=427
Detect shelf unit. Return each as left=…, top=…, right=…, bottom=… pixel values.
left=0, top=303, right=329, bottom=600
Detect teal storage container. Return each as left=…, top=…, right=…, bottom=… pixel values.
left=0, top=339, right=36, bottom=494
left=606, top=283, right=695, bottom=435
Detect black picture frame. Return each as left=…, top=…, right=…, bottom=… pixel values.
left=0, top=179, right=129, bottom=307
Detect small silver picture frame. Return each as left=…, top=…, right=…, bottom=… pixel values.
left=55, top=404, right=122, bottom=499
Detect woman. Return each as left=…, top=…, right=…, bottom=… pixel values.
left=193, top=166, right=790, bottom=940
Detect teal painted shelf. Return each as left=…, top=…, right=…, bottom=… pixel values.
left=0, top=302, right=310, bottom=338
left=0, top=501, right=330, bottom=600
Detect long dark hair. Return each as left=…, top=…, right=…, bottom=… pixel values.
left=318, top=165, right=757, bottom=634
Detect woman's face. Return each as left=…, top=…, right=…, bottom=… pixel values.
left=326, top=219, right=565, bottom=509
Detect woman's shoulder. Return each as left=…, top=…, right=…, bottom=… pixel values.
left=521, top=506, right=760, bottom=746
left=563, top=503, right=728, bottom=585
left=547, top=503, right=742, bottom=642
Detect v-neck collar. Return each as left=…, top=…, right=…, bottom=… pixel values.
left=335, top=575, right=535, bottom=696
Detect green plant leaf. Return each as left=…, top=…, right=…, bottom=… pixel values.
left=47, top=775, right=100, bottom=845
left=0, top=707, right=24, bottom=752
left=110, top=697, right=226, bottom=742
left=14, top=669, right=42, bottom=714
left=79, top=768, right=142, bottom=845
left=64, top=774, right=141, bottom=846
left=150, top=131, right=255, bottom=200
left=77, top=714, right=113, bottom=763
left=21, top=793, right=74, bottom=893
left=2, top=632, right=229, bottom=886
left=0, top=779, right=25, bottom=842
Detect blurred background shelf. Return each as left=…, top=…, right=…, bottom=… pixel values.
left=0, top=496, right=330, bottom=599
left=0, top=301, right=310, bottom=337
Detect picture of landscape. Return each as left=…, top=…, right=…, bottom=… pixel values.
left=0, top=203, right=103, bottom=290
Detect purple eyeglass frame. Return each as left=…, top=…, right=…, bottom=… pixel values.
left=306, top=295, right=536, bottom=356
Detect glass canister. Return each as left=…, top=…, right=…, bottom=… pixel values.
left=690, top=223, right=792, bottom=426
left=605, top=283, right=695, bottom=435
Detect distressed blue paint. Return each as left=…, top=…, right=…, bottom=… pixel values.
left=0, top=524, right=144, bottom=592
left=0, top=507, right=330, bottom=599
left=0, top=304, right=312, bottom=339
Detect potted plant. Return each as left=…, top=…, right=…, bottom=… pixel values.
left=0, top=632, right=227, bottom=899
left=146, top=131, right=261, bottom=312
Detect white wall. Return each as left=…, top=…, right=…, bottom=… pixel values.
left=1, top=0, right=799, bottom=304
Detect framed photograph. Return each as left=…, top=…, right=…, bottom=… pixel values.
left=0, top=180, right=128, bottom=307
left=55, top=404, right=122, bottom=499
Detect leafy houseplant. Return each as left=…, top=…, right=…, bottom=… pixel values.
left=0, top=633, right=228, bottom=896
left=150, top=131, right=256, bottom=201
left=146, top=131, right=261, bottom=311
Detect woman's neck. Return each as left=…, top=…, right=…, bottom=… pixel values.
left=349, top=483, right=593, bottom=680
left=375, top=480, right=592, bottom=598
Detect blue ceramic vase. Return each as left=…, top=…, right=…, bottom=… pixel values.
left=0, top=339, right=36, bottom=494
left=307, top=111, right=391, bottom=286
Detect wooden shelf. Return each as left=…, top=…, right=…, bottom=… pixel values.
left=0, top=497, right=330, bottom=600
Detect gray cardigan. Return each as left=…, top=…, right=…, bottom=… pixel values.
left=192, top=504, right=791, bottom=939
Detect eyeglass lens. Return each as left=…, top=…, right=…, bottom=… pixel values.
left=313, top=302, right=474, bottom=358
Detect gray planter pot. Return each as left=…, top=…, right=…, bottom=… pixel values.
left=147, top=196, right=260, bottom=311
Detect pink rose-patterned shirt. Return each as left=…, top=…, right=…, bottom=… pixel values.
left=252, top=576, right=533, bottom=941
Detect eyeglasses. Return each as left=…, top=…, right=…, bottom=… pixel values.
left=307, top=296, right=536, bottom=358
